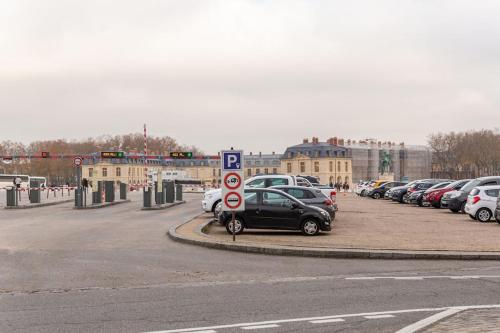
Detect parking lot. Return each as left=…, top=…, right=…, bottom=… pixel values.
left=205, top=193, right=500, bottom=252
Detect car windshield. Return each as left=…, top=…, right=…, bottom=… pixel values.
left=430, top=182, right=450, bottom=190
left=461, top=179, right=482, bottom=192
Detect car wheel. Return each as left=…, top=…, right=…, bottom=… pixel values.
left=417, top=198, right=423, bottom=207
left=213, top=202, right=222, bottom=220
left=475, top=208, right=492, bottom=223
left=225, top=217, right=245, bottom=235
left=450, top=208, right=459, bottom=213
left=361, top=190, right=366, bottom=197
left=211, top=200, right=221, bottom=212
left=460, top=202, right=467, bottom=214
left=301, top=219, right=320, bottom=236
left=469, top=214, right=477, bottom=220
left=372, top=193, right=381, bottom=199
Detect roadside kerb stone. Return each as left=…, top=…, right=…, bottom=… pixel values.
left=168, top=215, right=500, bottom=260
left=4, top=199, right=74, bottom=210
left=73, top=199, right=131, bottom=210
left=141, top=200, right=186, bottom=211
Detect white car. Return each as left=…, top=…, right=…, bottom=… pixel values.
left=465, top=185, right=500, bottom=222
left=202, top=175, right=336, bottom=214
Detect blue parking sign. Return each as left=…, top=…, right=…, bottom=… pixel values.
left=222, top=151, right=243, bottom=171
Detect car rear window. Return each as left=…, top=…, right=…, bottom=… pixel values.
left=269, top=178, right=289, bottom=186
left=469, top=189, right=480, bottom=196
left=485, top=189, right=500, bottom=198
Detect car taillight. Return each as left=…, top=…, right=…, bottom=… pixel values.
left=472, top=196, right=480, bottom=204
left=324, top=199, right=333, bottom=206
left=330, top=191, right=336, bottom=201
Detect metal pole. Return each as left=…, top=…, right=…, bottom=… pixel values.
left=232, top=211, right=236, bottom=242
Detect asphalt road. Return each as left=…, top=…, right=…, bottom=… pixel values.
left=1, top=193, right=500, bottom=332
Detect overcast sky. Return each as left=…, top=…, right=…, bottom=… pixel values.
left=1, top=0, right=499, bottom=154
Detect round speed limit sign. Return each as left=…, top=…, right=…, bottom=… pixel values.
left=224, top=172, right=242, bottom=190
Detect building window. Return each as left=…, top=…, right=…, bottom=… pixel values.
left=218, top=169, right=221, bottom=176
left=314, top=161, right=320, bottom=173
left=345, top=162, right=348, bottom=172
left=247, top=169, right=252, bottom=177
left=300, top=162, right=306, bottom=173
left=89, top=168, right=94, bottom=178
left=287, top=163, right=292, bottom=173
left=116, top=167, right=121, bottom=177
left=337, top=161, right=341, bottom=172
left=264, top=168, right=269, bottom=174
left=213, top=169, right=216, bottom=176
left=102, top=168, right=108, bottom=177
left=272, top=168, right=277, bottom=174
left=329, top=161, right=333, bottom=172
left=256, top=168, right=260, bottom=174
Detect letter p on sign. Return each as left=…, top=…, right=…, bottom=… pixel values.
left=222, top=151, right=243, bottom=171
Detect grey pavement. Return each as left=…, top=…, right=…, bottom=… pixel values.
left=1, top=194, right=500, bottom=332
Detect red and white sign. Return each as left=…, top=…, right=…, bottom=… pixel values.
left=221, top=150, right=245, bottom=211
left=73, top=156, right=83, bottom=167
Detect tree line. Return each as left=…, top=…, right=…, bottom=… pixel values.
left=0, top=133, right=202, bottom=185
left=429, top=129, right=500, bottom=179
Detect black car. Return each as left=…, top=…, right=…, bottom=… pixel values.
left=368, top=181, right=406, bottom=199
left=391, top=181, right=420, bottom=203
left=400, top=179, right=449, bottom=204
left=218, top=188, right=331, bottom=236
left=271, top=185, right=337, bottom=220
left=441, top=176, right=500, bottom=213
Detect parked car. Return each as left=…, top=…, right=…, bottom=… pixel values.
left=356, top=180, right=374, bottom=196
left=422, top=179, right=470, bottom=208
left=496, top=195, right=500, bottom=224
left=465, top=185, right=500, bottom=222
left=218, top=188, right=332, bottom=236
left=271, top=185, right=337, bottom=220
left=441, top=176, right=500, bottom=213
left=368, top=181, right=406, bottom=199
left=202, top=174, right=333, bottom=214
left=408, top=182, right=451, bottom=206
left=403, top=180, right=450, bottom=203
left=390, top=180, right=421, bottom=203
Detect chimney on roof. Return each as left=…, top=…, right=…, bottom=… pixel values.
left=338, top=138, right=345, bottom=146
left=303, top=138, right=309, bottom=144
left=400, top=142, right=405, bottom=147
left=312, top=137, right=319, bottom=144
left=272, top=151, right=275, bottom=155
left=347, top=139, right=351, bottom=145
left=259, top=151, right=262, bottom=157
left=333, top=137, right=338, bottom=145
left=378, top=141, right=382, bottom=147
left=250, top=152, right=252, bottom=155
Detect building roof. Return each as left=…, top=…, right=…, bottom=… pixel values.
left=283, top=142, right=348, bottom=159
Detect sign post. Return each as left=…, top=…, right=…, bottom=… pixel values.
left=221, top=150, right=245, bottom=242
left=73, top=156, right=83, bottom=207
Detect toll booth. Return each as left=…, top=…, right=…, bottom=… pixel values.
left=29, top=179, right=42, bottom=204
left=104, top=181, right=115, bottom=203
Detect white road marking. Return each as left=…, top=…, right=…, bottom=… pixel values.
left=241, top=324, right=280, bottom=330
left=142, top=307, right=447, bottom=333
left=310, top=318, right=345, bottom=324
left=143, top=305, right=500, bottom=333
left=345, top=275, right=500, bottom=281
left=364, top=314, right=395, bottom=319
left=395, top=308, right=463, bottom=333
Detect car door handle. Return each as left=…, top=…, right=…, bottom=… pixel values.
left=256, top=209, right=261, bottom=214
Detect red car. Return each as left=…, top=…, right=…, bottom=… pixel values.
left=423, top=179, right=470, bottom=208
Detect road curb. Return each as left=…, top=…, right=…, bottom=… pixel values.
left=141, top=201, right=186, bottom=211
left=168, top=216, right=500, bottom=260
left=73, top=199, right=131, bottom=209
left=4, top=199, right=74, bottom=209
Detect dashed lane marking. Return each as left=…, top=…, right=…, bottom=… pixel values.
left=364, top=315, right=395, bottom=319
left=241, top=324, right=280, bottom=330
left=310, top=318, right=345, bottom=324
left=142, top=307, right=446, bottom=333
